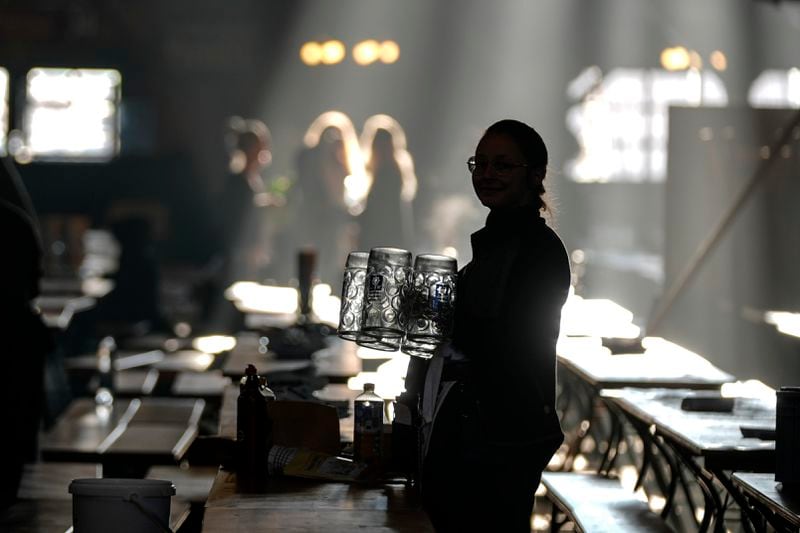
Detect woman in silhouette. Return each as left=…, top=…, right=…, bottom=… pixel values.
left=421, top=119, right=571, bottom=532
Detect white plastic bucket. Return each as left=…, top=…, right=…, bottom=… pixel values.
left=69, top=478, right=175, bottom=533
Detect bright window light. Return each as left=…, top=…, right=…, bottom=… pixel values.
left=24, top=67, right=121, bottom=161
left=764, top=310, right=800, bottom=338
left=225, top=281, right=298, bottom=314
left=192, top=335, right=237, bottom=354
left=720, top=379, right=775, bottom=400
left=0, top=68, right=7, bottom=156
left=565, top=67, right=728, bottom=183
left=748, top=69, right=800, bottom=109
left=558, top=290, right=641, bottom=339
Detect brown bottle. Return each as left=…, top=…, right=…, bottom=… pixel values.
left=236, top=364, right=273, bottom=492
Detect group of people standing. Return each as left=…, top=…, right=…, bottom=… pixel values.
left=210, top=114, right=418, bottom=300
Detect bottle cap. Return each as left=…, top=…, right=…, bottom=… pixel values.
left=245, top=364, right=258, bottom=376
left=364, top=383, right=375, bottom=392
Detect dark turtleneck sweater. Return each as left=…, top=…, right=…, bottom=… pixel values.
left=451, top=206, right=571, bottom=447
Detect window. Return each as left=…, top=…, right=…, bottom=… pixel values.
left=24, top=67, right=121, bottom=161
left=748, top=68, right=800, bottom=109
left=565, top=67, right=728, bottom=183
left=0, top=68, right=8, bottom=156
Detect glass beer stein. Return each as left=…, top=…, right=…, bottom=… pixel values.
left=401, top=254, right=457, bottom=358
left=337, top=252, right=369, bottom=341
left=357, top=247, right=412, bottom=352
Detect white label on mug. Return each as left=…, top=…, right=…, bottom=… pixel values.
left=367, top=274, right=384, bottom=302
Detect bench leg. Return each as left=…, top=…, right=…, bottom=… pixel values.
left=549, top=501, right=569, bottom=533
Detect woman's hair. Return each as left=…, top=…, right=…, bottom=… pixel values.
left=484, top=119, right=549, bottom=212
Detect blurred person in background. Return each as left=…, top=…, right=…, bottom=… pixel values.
left=218, top=117, right=273, bottom=280
left=0, top=156, right=52, bottom=508
left=202, top=117, right=273, bottom=331
left=292, top=126, right=359, bottom=289
left=358, top=126, right=417, bottom=253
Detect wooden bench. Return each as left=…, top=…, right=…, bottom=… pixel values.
left=541, top=472, right=674, bottom=533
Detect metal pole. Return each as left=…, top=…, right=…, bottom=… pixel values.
left=648, top=108, right=800, bottom=335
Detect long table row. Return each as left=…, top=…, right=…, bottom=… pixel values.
left=7, top=298, right=798, bottom=533
left=556, top=334, right=795, bottom=533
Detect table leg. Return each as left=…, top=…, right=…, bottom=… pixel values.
left=627, top=417, right=671, bottom=499
left=561, top=377, right=610, bottom=472
left=676, top=460, right=701, bottom=524
left=648, top=434, right=681, bottom=519
left=711, top=470, right=765, bottom=533
left=607, top=401, right=690, bottom=528
left=598, top=408, right=623, bottom=476
left=666, top=445, right=723, bottom=533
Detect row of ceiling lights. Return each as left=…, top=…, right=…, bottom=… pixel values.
left=300, top=39, right=400, bottom=66
left=661, top=46, right=727, bottom=72
left=301, top=41, right=722, bottom=71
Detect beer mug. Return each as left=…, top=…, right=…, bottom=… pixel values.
left=337, top=252, right=369, bottom=342
left=356, top=331, right=403, bottom=352
left=358, top=247, right=412, bottom=352
left=401, top=254, right=457, bottom=358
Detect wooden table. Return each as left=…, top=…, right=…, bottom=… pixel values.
left=0, top=462, right=192, bottom=533
left=111, top=369, right=231, bottom=399
left=40, top=397, right=205, bottom=477
left=601, top=388, right=776, bottom=532
left=731, top=472, right=800, bottom=532
left=557, top=337, right=735, bottom=391
left=311, top=338, right=362, bottom=383
left=202, top=385, right=432, bottom=531
left=556, top=336, right=736, bottom=474
left=35, top=295, right=96, bottom=330
left=65, top=350, right=223, bottom=397
left=601, top=388, right=775, bottom=471
left=40, top=277, right=84, bottom=296
left=203, top=471, right=432, bottom=532
left=221, top=349, right=312, bottom=380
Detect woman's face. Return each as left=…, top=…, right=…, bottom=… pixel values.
left=471, top=133, right=532, bottom=210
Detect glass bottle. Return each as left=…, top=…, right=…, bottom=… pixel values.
left=354, top=383, right=384, bottom=470
left=236, top=364, right=273, bottom=492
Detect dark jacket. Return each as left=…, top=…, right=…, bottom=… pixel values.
left=451, top=206, right=571, bottom=448
left=0, top=158, right=50, bottom=508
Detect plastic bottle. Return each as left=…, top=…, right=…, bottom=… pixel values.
left=236, top=364, right=274, bottom=492
left=354, top=383, right=384, bottom=470
left=94, top=336, right=116, bottom=407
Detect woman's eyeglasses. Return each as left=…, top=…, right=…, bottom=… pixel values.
left=467, top=156, right=528, bottom=176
